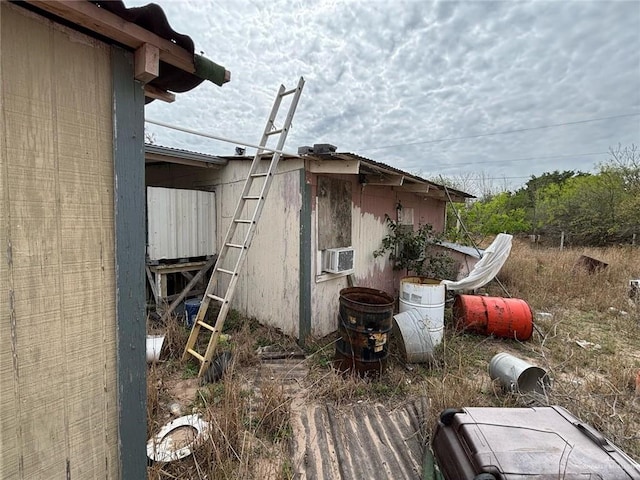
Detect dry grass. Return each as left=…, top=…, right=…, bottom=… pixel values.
left=146, top=314, right=297, bottom=480
left=147, top=240, right=640, bottom=478
left=303, top=240, right=640, bottom=460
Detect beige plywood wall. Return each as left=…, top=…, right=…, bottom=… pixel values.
left=214, top=161, right=303, bottom=338
left=0, top=4, right=117, bottom=479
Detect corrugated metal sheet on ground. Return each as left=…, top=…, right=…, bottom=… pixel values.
left=438, top=241, right=483, bottom=259
left=147, top=186, right=216, bottom=260
left=291, top=398, right=428, bottom=479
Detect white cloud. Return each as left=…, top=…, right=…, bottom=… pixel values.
left=133, top=0, right=640, bottom=190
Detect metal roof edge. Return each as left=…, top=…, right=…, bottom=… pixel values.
left=437, top=241, right=483, bottom=259
left=302, top=151, right=474, bottom=199
left=144, top=144, right=228, bottom=165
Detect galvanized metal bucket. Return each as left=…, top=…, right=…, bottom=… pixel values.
left=489, top=352, right=551, bottom=394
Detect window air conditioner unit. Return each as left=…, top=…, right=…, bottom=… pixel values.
left=323, top=247, right=355, bottom=274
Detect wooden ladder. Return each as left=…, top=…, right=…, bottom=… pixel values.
left=182, top=77, right=305, bottom=377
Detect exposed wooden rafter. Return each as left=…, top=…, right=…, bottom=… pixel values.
left=396, top=183, right=431, bottom=193
left=134, top=43, right=159, bottom=83
left=143, top=85, right=175, bottom=103
left=361, top=173, right=404, bottom=186
left=26, top=0, right=196, bottom=72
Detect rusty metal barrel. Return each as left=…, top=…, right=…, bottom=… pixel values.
left=334, top=287, right=394, bottom=377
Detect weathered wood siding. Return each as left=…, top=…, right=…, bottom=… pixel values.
left=0, top=4, right=117, bottom=478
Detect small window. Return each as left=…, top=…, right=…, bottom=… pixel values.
left=398, top=207, right=414, bottom=227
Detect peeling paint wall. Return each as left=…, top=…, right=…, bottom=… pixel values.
left=310, top=176, right=448, bottom=338
left=218, top=161, right=303, bottom=337
left=0, top=4, right=117, bottom=478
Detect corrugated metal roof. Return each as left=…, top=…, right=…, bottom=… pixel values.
left=220, top=150, right=474, bottom=200
left=145, top=144, right=228, bottom=166
left=337, top=152, right=474, bottom=199
left=291, top=398, right=428, bottom=479
left=21, top=0, right=228, bottom=97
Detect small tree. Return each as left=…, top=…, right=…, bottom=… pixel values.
left=373, top=215, right=457, bottom=280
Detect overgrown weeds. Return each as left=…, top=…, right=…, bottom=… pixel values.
left=146, top=313, right=296, bottom=480
left=304, top=239, right=640, bottom=460
left=147, top=240, right=640, bottom=479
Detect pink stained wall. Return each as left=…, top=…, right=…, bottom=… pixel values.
left=354, top=183, right=446, bottom=295
left=309, top=172, right=448, bottom=337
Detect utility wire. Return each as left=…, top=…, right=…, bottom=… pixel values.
left=358, top=112, right=640, bottom=152
left=434, top=151, right=606, bottom=169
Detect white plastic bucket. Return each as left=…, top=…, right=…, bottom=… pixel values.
left=146, top=334, right=165, bottom=363
left=399, top=277, right=445, bottom=330
left=488, top=352, right=551, bottom=394
left=393, top=309, right=445, bottom=363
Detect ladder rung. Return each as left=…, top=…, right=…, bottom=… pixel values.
left=266, top=128, right=284, bottom=136
left=281, top=88, right=297, bottom=96
left=187, top=348, right=205, bottom=362
left=243, top=195, right=261, bottom=200
left=196, top=320, right=216, bottom=332
left=207, top=293, right=227, bottom=303
left=225, top=243, right=245, bottom=249
left=251, top=173, right=268, bottom=178
left=216, top=268, right=235, bottom=275
left=234, top=219, right=252, bottom=224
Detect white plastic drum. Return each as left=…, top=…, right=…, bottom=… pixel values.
left=393, top=309, right=445, bottom=363
left=399, top=277, right=445, bottom=328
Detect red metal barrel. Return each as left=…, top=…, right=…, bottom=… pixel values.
left=453, top=294, right=533, bottom=341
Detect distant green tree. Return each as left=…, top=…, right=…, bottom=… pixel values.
left=463, top=192, right=530, bottom=237
left=441, top=146, right=640, bottom=246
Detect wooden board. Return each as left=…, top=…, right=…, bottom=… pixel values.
left=317, top=176, right=352, bottom=250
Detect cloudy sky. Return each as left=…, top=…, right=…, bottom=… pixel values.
left=133, top=0, right=640, bottom=193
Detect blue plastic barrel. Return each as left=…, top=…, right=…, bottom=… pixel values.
left=184, top=298, right=202, bottom=328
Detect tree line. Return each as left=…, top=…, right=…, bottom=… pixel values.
left=444, top=144, right=640, bottom=247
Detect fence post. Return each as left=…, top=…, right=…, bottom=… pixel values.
left=560, top=231, right=565, bottom=251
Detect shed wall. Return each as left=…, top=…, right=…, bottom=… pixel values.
left=0, top=4, right=117, bottom=478
left=146, top=161, right=448, bottom=340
